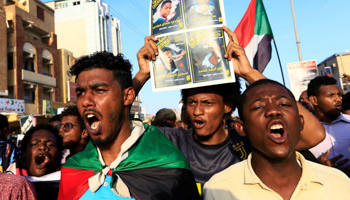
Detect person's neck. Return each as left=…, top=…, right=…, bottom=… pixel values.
left=251, top=152, right=302, bottom=200
left=100, top=118, right=132, bottom=166
left=194, top=126, right=228, bottom=145
left=69, top=141, right=88, bottom=157
left=314, top=109, right=339, bottom=124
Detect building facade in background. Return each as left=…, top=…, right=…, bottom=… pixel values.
left=317, top=53, right=350, bottom=93
left=45, top=0, right=122, bottom=58
left=3, top=0, right=59, bottom=116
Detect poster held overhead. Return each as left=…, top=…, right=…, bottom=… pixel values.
left=149, top=0, right=235, bottom=92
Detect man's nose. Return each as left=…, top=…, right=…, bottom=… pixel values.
left=265, top=104, right=282, bottom=118
left=82, top=91, right=95, bottom=108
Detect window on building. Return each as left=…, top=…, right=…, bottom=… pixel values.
left=8, top=86, right=14, bottom=99
left=67, top=55, right=70, bottom=65
left=37, top=6, right=44, bottom=21
left=7, top=54, right=13, bottom=70
left=43, top=88, right=53, bottom=101
left=73, top=1, right=80, bottom=6
left=24, top=85, right=36, bottom=103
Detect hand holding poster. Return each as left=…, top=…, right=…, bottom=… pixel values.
left=150, top=0, right=235, bottom=92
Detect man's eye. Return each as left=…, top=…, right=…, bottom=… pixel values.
left=205, top=102, right=213, bottom=105
left=96, top=89, right=106, bottom=93
left=47, top=143, right=56, bottom=147
left=253, top=106, right=263, bottom=110
left=187, top=101, right=195, bottom=105
left=76, top=91, right=84, bottom=97
left=31, top=143, right=38, bottom=146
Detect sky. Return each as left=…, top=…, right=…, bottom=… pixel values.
left=43, top=0, right=350, bottom=115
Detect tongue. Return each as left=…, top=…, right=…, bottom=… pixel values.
left=270, top=132, right=283, bottom=139
left=91, top=121, right=100, bottom=130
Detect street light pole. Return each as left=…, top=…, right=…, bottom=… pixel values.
left=290, top=0, right=302, bottom=61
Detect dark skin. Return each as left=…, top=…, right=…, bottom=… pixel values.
left=59, top=115, right=89, bottom=157
left=76, top=69, right=135, bottom=165
left=133, top=26, right=325, bottom=150
left=309, top=84, right=342, bottom=124
left=235, top=83, right=304, bottom=200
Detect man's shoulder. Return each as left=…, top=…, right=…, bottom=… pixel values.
left=308, top=160, right=350, bottom=182
left=205, top=160, right=246, bottom=188
left=158, top=126, right=191, bottom=141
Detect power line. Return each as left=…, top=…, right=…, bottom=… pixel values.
left=104, top=0, right=146, bottom=38
left=130, top=0, right=148, bottom=18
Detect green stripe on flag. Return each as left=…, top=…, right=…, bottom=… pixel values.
left=254, top=0, right=274, bottom=38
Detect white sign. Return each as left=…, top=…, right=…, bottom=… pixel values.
left=0, top=98, right=25, bottom=113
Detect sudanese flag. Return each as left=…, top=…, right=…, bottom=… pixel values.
left=234, top=0, right=274, bottom=73
left=58, top=124, right=200, bottom=200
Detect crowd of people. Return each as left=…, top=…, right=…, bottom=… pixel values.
left=1, top=25, right=350, bottom=199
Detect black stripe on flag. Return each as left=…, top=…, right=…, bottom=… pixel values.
left=253, top=34, right=272, bottom=73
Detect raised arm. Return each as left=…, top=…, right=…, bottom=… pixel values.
left=223, top=25, right=265, bottom=84
left=294, top=102, right=325, bottom=151
left=133, top=36, right=158, bottom=96
left=223, top=25, right=325, bottom=151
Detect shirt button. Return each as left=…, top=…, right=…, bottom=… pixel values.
left=104, top=182, right=108, bottom=187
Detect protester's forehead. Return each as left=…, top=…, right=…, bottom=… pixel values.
left=187, top=87, right=222, bottom=99
left=245, top=83, right=294, bottom=104
left=31, top=130, right=57, bottom=142
left=319, top=84, right=340, bottom=94
left=76, top=68, right=118, bottom=86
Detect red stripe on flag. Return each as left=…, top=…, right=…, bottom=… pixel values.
left=58, top=167, right=94, bottom=200
left=234, top=0, right=257, bottom=48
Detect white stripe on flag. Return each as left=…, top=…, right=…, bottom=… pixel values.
left=244, top=34, right=265, bottom=67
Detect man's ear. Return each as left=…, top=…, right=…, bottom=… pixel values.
left=224, top=104, right=232, bottom=114
left=309, top=95, right=318, bottom=106
left=81, top=129, right=88, bottom=139
left=124, top=87, right=135, bottom=106
left=299, top=115, right=305, bottom=132
left=234, top=119, right=246, bottom=137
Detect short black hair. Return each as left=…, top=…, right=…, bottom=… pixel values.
left=181, top=76, right=241, bottom=116
left=49, top=115, right=61, bottom=123
left=342, top=92, right=350, bottom=112
left=60, top=105, right=86, bottom=130
left=238, top=79, right=295, bottom=121
left=0, top=114, right=9, bottom=131
left=68, top=51, right=133, bottom=90
left=21, top=124, right=63, bottom=169
left=161, top=0, right=172, bottom=8
left=307, top=76, right=337, bottom=97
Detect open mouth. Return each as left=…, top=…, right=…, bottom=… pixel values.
left=193, top=119, right=206, bottom=129
left=270, top=124, right=284, bottom=139
left=85, top=113, right=102, bottom=134
left=335, top=104, right=342, bottom=111
left=35, top=154, right=49, bottom=169
left=268, top=123, right=288, bottom=143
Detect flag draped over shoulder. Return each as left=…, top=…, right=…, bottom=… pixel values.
left=58, top=123, right=200, bottom=200
left=234, top=0, right=274, bottom=73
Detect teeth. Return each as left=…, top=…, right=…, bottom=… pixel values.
left=271, top=124, right=283, bottom=130
left=87, top=114, right=95, bottom=118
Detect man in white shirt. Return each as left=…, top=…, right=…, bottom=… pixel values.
left=308, top=76, right=350, bottom=175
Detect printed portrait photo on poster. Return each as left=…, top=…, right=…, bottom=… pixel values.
left=151, top=0, right=184, bottom=35
left=153, top=33, right=191, bottom=89
left=187, top=28, right=231, bottom=82
left=183, top=0, right=223, bottom=29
